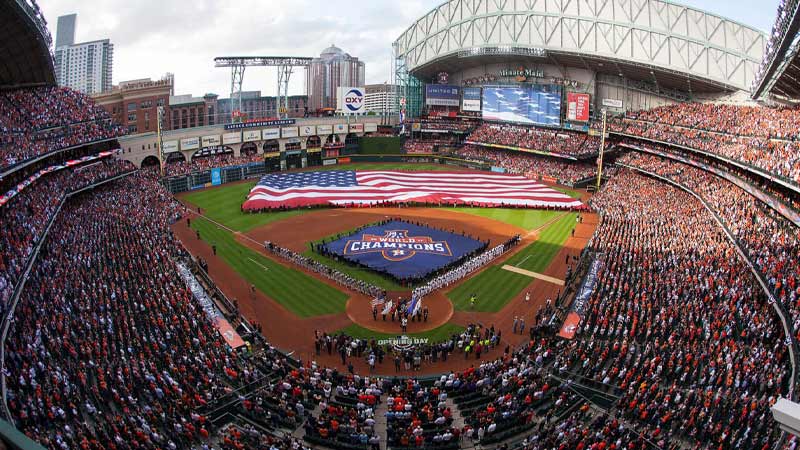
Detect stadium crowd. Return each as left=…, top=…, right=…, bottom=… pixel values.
left=2, top=74, right=798, bottom=450
left=619, top=151, right=800, bottom=346
left=453, top=145, right=595, bottom=185
left=162, top=153, right=264, bottom=177
left=576, top=170, right=787, bottom=447
left=616, top=139, right=800, bottom=211
left=466, top=123, right=600, bottom=157
left=608, top=102, right=800, bottom=184
left=0, top=87, right=125, bottom=168
left=0, top=158, right=134, bottom=312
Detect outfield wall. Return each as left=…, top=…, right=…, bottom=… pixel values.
left=358, top=136, right=403, bottom=155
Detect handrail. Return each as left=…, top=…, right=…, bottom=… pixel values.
left=1, top=134, right=119, bottom=180
left=620, top=143, right=800, bottom=226
left=618, top=162, right=798, bottom=450
left=610, top=131, right=800, bottom=196
left=0, top=170, right=137, bottom=425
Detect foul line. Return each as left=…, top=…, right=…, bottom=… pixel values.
left=516, top=254, right=533, bottom=266
left=501, top=265, right=564, bottom=286
left=248, top=257, right=270, bottom=271
left=524, top=211, right=571, bottom=238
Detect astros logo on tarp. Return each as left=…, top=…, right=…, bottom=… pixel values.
left=344, top=229, right=452, bottom=261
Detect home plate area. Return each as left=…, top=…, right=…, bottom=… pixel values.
left=315, top=219, right=488, bottom=284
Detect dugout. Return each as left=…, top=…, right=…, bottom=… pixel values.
left=264, top=151, right=281, bottom=172
left=306, top=148, right=323, bottom=167
left=285, top=149, right=303, bottom=169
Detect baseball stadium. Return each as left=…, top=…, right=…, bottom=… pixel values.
left=2, top=0, right=800, bottom=448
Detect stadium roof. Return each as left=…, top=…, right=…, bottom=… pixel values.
left=0, top=0, right=55, bottom=89
left=394, top=0, right=767, bottom=93
left=751, top=0, right=800, bottom=100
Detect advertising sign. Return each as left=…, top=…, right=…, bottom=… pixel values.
left=180, top=137, right=200, bottom=151
left=222, top=132, right=241, bottom=145
left=364, top=123, right=378, bottom=133
left=337, top=86, right=366, bottom=114
left=224, top=118, right=295, bottom=130
left=281, top=127, right=299, bottom=138
left=317, top=124, right=333, bottom=135
left=211, top=168, right=222, bottom=186
left=349, top=123, right=364, bottom=133
left=602, top=98, right=624, bottom=108
left=499, top=66, right=544, bottom=82
left=425, top=84, right=460, bottom=107
left=566, top=93, right=590, bottom=122
left=334, top=123, right=347, bottom=133
left=201, top=135, right=221, bottom=148
left=262, top=128, right=280, bottom=140
left=243, top=130, right=261, bottom=142
left=462, top=87, right=482, bottom=112
left=299, top=125, right=316, bottom=136
left=162, top=140, right=179, bottom=153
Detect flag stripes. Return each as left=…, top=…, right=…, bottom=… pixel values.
left=242, top=170, right=583, bottom=210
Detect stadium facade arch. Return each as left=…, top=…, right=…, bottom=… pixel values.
left=118, top=116, right=386, bottom=169
left=393, top=0, right=766, bottom=117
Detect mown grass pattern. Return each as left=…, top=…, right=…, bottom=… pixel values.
left=191, top=217, right=348, bottom=318
left=447, top=213, right=577, bottom=312
left=183, top=182, right=302, bottom=232
left=439, top=207, right=564, bottom=231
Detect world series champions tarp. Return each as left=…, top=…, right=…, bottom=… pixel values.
left=320, top=221, right=485, bottom=281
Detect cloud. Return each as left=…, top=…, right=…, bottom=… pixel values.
left=43, top=0, right=435, bottom=97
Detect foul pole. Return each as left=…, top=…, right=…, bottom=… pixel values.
left=595, top=109, right=607, bottom=192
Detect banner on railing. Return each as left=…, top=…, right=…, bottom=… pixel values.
left=177, top=263, right=246, bottom=349
left=0, top=150, right=116, bottom=207
left=559, top=256, right=602, bottom=339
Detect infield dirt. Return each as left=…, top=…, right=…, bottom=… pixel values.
left=174, top=197, right=597, bottom=375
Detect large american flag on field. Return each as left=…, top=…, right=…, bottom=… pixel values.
left=242, top=170, right=583, bottom=210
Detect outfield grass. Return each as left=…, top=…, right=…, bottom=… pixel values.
left=191, top=217, right=349, bottom=317
left=303, top=250, right=406, bottom=291
left=440, top=208, right=564, bottom=231
left=552, top=186, right=584, bottom=199
left=183, top=182, right=303, bottom=232
left=447, top=212, right=577, bottom=312
left=336, top=323, right=465, bottom=343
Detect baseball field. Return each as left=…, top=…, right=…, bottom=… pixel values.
left=174, top=162, right=596, bottom=374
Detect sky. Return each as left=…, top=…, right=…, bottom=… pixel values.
left=40, top=0, right=778, bottom=98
